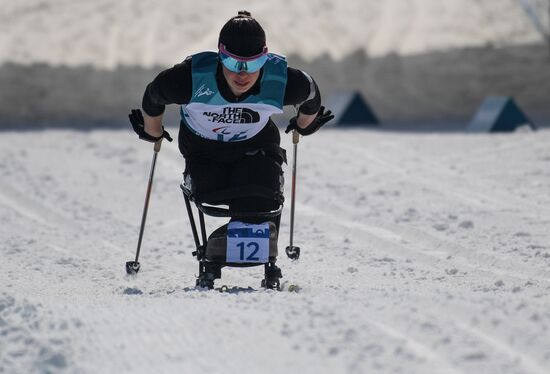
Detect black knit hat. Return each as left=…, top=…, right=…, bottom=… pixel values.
left=218, top=11, right=266, bottom=57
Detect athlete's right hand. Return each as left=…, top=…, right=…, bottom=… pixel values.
left=129, top=109, right=173, bottom=143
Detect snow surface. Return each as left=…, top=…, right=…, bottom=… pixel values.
left=2, top=1, right=550, bottom=372
left=2, top=127, right=550, bottom=373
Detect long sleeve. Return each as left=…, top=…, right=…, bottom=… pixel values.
left=283, top=67, right=321, bottom=115
left=141, top=58, right=193, bottom=116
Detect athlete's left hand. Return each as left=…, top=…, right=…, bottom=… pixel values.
left=285, top=106, right=334, bottom=136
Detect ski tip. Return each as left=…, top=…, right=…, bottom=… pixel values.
left=217, top=285, right=256, bottom=293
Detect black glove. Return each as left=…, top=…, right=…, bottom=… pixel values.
left=285, top=106, right=334, bottom=136
left=129, top=109, right=173, bottom=143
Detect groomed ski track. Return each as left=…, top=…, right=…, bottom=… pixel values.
left=1, top=128, right=550, bottom=374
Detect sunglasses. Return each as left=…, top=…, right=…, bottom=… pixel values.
left=219, top=43, right=269, bottom=73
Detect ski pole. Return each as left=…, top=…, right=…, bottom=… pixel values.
left=285, top=130, right=301, bottom=260
left=126, top=139, right=163, bottom=274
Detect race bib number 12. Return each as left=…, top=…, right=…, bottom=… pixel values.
left=226, top=221, right=270, bottom=263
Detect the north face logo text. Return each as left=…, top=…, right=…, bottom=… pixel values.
left=203, top=107, right=260, bottom=124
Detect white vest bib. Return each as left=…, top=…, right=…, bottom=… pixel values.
left=180, top=52, right=288, bottom=142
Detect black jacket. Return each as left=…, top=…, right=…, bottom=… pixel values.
left=141, top=56, right=321, bottom=162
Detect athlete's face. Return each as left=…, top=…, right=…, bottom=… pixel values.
left=222, top=66, right=260, bottom=96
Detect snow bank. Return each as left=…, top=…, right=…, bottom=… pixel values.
left=0, top=0, right=549, bottom=124
left=1, top=0, right=545, bottom=66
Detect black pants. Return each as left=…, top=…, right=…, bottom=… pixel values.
left=180, top=120, right=286, bottom=223
left=186, top=151, right=283, bottom=217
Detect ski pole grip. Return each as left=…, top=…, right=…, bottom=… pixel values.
left=292, top=130, right=300, bottom=144
left=154, top=139, right=162, bottom=152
